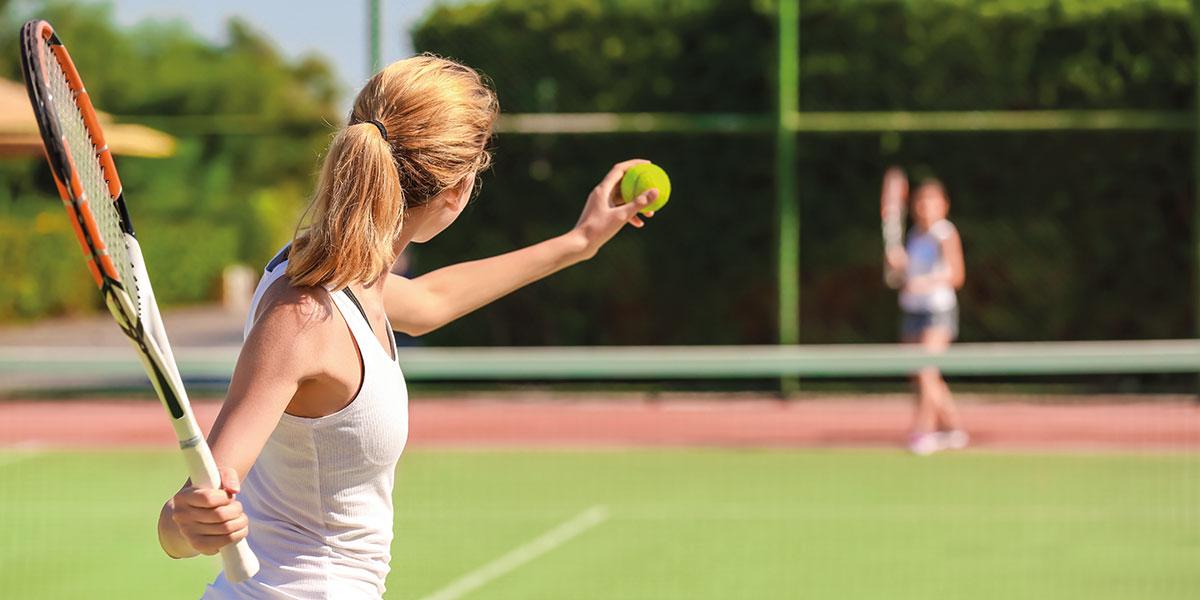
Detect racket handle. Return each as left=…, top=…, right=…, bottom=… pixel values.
left=220, top=538, right=261, bottom=583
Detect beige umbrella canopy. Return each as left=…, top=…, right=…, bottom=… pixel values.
left=0, top=77, right=175, bottom=158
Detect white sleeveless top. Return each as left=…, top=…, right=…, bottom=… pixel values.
left=899, top=219, right=958, bottom=313
left=203, top=248, right=408, bottom=600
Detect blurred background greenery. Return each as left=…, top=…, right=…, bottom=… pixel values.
left=0, top=0, right=339, bottom=317
left=0, top=0, right=1194, bottom=347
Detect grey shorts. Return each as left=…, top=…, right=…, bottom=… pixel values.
left=901, top=307, right=959, bottom=341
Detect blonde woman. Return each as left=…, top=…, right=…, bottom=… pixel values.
left=885, top=178, right=967, bottom=455
left=156, top=56, right=659, bottom=598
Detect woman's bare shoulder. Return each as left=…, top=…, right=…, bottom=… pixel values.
left=249, top=278, right=341, bottom=342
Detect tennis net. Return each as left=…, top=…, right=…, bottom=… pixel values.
left=1, top=339, right=1198, bottom=390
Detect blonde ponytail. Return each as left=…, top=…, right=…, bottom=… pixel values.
left=288, top=122, right=403, bottom=290
left=287, top=55, right=498, bottom=290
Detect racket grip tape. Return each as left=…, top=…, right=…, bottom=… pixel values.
left=181, top=436, right=261, bottom=583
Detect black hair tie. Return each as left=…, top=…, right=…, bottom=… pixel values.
left=350, top=117, right=388, bottom=141
left=364, top=119, right=388, bottom=141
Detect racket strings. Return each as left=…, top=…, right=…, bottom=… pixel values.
left=43, top=38, right=137, bottom=301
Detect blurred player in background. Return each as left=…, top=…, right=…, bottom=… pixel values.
left=156, top=55, right=659, bottom=598
left=884, top=177, right=968, bottom=455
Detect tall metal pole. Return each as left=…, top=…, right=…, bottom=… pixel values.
left=1191, top=0, right=1200, bottom=397
left=368, top=0, right=383, bottom=75
left=777, top=0, right=800, bottom=347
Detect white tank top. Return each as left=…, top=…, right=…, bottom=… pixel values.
left=899, top=219, right=958, bottom=313
left=203, top=248, right=408, bottom=600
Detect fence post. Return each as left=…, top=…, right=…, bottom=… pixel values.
left=777, top=0, right=800, bottom=394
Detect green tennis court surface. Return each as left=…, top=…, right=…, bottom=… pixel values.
left=2, top=448, right=1196, bottom=599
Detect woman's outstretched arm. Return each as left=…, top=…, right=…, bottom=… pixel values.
left=385, top=160, right=659, bottom=335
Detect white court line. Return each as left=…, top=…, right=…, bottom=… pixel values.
left=417, top=505, right=610, bottom=600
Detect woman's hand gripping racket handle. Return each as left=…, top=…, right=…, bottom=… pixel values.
left=177, top=427, right=260, bottom=583
left=125, top=240, right=260, bottom=583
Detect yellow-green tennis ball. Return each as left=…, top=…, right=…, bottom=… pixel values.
left=620, top=163, right=671, bottom=214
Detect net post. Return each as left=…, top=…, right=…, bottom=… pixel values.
left=777, top=0, right=800, bottom=395
left=1193, top=0, right=1200, bottom=400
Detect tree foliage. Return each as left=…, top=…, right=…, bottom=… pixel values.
left=0, top=0, right=1192, bottom=347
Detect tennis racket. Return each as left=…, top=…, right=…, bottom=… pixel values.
left=19, top=20, right=259, bottom=582
left=880, top=166, right=908, bottom=289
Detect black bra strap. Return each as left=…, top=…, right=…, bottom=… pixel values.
left=342, top=287, right=398, bottom=359
left=341, top=288, right=370, bottom=326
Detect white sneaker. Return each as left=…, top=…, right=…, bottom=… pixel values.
left=935, top=430, right=969, bottom=450
left=908, top=433, right=939, bottom=455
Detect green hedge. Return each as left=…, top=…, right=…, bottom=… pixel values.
left=0, top=212, right=97, bottom=320
left=411, top=0, right=1196, bottom=345
left=0, top=211, right=244, bottom=319
left=137, top=223, right=241, bottom=306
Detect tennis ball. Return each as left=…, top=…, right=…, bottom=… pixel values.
left=620, top=163, right=671, bottom=214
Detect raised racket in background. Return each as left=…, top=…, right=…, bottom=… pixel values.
left=880, top=166, right=908, bottom=289
left=19, top=19, right=259, bottom=582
